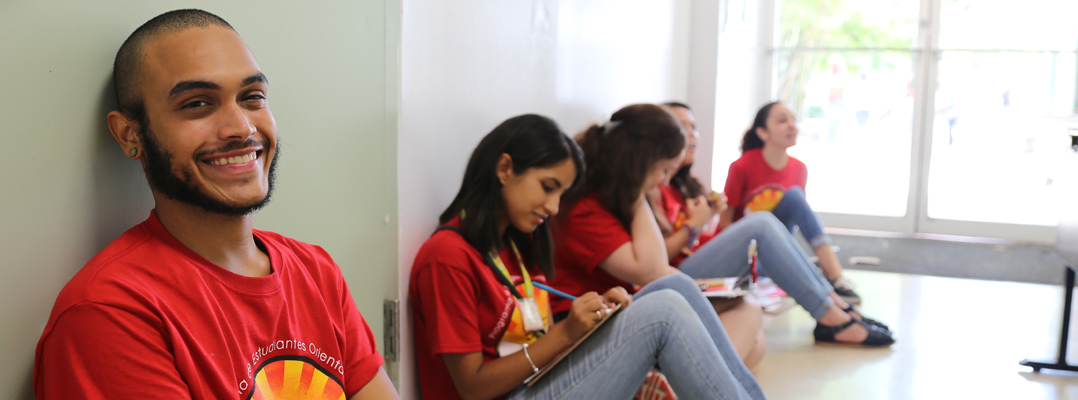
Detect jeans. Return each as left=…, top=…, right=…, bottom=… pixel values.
left=678, top=212, right=835, bottom=320
left=770, top=186, right=831, bottom=249
left=508, top=288, right=766, bottom=400
left=633, top=274, right=766, bottom=399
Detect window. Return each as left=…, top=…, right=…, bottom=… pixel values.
left=759, top=0, right=1078, bottom=240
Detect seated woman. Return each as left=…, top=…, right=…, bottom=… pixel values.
left=646, top=102, right=766, bottom=368
left=720, top=102, right=861, bottom=304
left=551, top=104, right=893, bottom=350
left=410, top=114, right=766, bottom=400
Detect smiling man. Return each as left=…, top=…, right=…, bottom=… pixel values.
left=33, top=9, right=399, bottom=399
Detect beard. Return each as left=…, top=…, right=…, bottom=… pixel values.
left=136, top=122, right=279, bottom=217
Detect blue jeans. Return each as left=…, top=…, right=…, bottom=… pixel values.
left=509, top=287, right=766, bottom=400
left=678, top=212, right=835, bottom=320
left=633, top=274, right=766, bottom=399
left=771, top=186, right=831, bottom=249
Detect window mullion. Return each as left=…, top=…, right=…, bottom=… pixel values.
left=909, top=0, right=940, bottom=233
left=762, top=0, right=777, bottom=102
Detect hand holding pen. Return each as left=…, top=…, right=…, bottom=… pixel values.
left=534, top=281, right=623, bottom=320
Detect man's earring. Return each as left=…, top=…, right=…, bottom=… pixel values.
left=129, top=148, right=139, bottom=158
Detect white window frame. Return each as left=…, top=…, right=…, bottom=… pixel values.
left=756, top=0, right=1078, bottom=244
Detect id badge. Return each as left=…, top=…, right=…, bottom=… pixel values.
left=517, top=297, right=545, bottom=332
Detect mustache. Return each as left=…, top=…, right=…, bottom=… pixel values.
left=193, top=138, right=271, bottom=159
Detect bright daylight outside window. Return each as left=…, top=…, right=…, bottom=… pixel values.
left=773, top=0, right=1078, bottom=228
left=929, top=0, right=1078, bottom=226
left=774, top=0, right=918, bottom=218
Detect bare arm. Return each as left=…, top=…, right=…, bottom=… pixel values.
left=348, top=368, right=400, bottom=400
left=442, top=290, right=629, bottom=400
left=660, top=195, right=712, bottom=261
left=718, top=207, right=735, bottom=230
left=599, top=195, right=674, bottom=286
left=662, top=226, right=693, bottom=261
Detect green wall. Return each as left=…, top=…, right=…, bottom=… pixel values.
left=0, top=1, right=399, bottom=397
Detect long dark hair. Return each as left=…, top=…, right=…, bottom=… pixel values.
left=662, top=102, right=706, bottom=199
left=741, top=101, right=781, bottom=153
left=567, top=104, right=686, bottom=230
left=440, top=114, right=584, bottom=276
left=669, top=164, right=705, bottom=199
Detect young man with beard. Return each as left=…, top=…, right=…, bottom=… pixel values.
left=33, top=9, right=399, bottom=399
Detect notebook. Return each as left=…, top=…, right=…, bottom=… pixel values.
left=695, top=275, right=751, bottom=298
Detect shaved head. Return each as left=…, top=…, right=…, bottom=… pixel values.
left=113, top=9, right=234, bottom=123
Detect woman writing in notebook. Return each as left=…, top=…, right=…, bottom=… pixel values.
left=409, top=114, right=766, bottom=400
left=721, top=101, right=861, bottom=304
left=551, top=104, right=894, bottom=349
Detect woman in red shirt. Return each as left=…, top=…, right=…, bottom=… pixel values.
left=647, top=102, right=766, bottom=368
left=410, top=114, right=766, bottom=400
left=552, top=104, right=893, bottom=349
left=721, top=102, right=861, bottom=304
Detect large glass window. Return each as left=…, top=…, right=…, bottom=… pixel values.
left=774, top=0, right=919, bottom=217
left=768, top=0, right=1078, bottom=240
left=928, top=0, right=1078, bottom=226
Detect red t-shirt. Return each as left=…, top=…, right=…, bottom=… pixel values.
left=549, top=192, right=634, bottom=314
left=410, top=222, right=552, bottom=400
left=723, top=148, right=808, bottom=221
left=656, top=184, right=719, bottom=267
left=34, top=211, right=383, bottom=399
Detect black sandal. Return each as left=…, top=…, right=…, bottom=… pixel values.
left=814, top=318, right=895, bottom=347
left=843, top=304, right=890, bottom=332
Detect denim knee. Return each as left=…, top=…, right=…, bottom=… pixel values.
left=783, top=186, right=806, bottom=202
left=777, top=187, right=831, bottom=246
left=634, top=289, right=697, bottom=323
left=742, top=211, right=787, bottom=235
left=647, top=272, right=699, bottom=294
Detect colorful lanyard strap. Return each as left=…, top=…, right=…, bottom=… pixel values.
left=488, top=240, right=535, bottom=299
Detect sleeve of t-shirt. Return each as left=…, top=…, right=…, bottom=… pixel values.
left=562, top=200, right=633, bottom=273
left=413, top=258, right=484, bottom=355
left=36, top=302, right=191, bottom=399
left=724, top=161, right=747, bottom=210
left=338, top=279, right=386, bottom=397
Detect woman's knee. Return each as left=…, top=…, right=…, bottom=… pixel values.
left=634, top=289, right=696, bottom=321
left=647, top=272, right=698, bottom=294
left=743, top=330, right=767, bottom=369
left=782, top=186, right=806, bottom=203
left=740, top=212, right=788, bottom=236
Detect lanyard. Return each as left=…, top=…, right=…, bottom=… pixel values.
left=488, top=240, right=535, bottom=299
left=434, top=224, right=547, bottom=335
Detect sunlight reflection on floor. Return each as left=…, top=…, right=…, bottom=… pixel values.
left=753, top=270, right=1078, bottom=400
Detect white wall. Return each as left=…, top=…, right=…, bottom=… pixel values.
left=712, top=0, right=772, bottom=190
left=0, top=2, right=398, bottom=398
left=397, top=0, right=698, bottom=397
left=685, top=0, right=722, bottom=188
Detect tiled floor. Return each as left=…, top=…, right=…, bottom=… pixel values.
left=753, top=270, right=1078, bottom=400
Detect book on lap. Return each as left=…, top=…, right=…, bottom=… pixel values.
left=523, top=302, right=625, bottom=387
left=695, top=275, right=751, bottom=298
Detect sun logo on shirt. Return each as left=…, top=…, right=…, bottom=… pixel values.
left=744, top=187, right=786, bottom=214
left=247, top=356, right=346, bottom=400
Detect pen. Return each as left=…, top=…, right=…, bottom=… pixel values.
left=748, top=239, right=758, bottom=285
left=532, top=281, right=577, bottom=300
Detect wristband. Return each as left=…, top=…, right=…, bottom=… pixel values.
left=682, top=224, right=699, bottom=248
left=522, top=343, right=539, bottom=373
